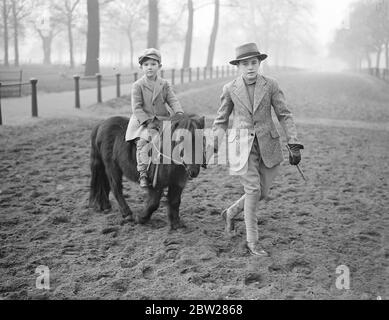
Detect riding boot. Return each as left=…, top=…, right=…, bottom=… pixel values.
left=139, top=168, right=150, bottom=188
left=244, top=193, right=260, bottom=246
left=244, top=193, right=269, bottom=256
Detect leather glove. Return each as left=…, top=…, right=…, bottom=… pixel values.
left=288, top=144, right=304, bottom=166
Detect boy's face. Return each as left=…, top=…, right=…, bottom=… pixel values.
left=141, top=58, right=161, bottom=79
left=238, top=57, right=261, bottom=81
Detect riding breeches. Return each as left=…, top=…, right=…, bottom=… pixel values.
left=227, top=138, right=280, bottom=244
left=136, top=138, right=151, bottom=176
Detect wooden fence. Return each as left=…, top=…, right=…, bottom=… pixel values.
left=0, top=65, right=237, bottom=125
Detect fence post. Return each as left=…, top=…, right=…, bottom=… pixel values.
left=19, top=70, right=23, bottom=97
left=210, top=67, right=213, bottom=79
left=172, top=69, right=175, bottom=85
left=31, top=78, right=38, bottom=118
left=74, top=75, right=80, bottom=109
left=116, top=73, right=121, bottom=98
left=189, top=68, right=192, bottom=82
left=0, top=83, right=2, bottom=125
left=134, top=72, right=138, bottom=82
left=197, top=67, right=200, bottom=81
left=96, top=73, right=102, bottom=103
left=216, top=66, right=219, bottom=79
left=180, top=69, right=184, bottom=84
left=221, top=66, right=224, bottom=78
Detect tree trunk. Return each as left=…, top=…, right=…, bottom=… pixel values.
left=183, top=0, right=194, bottom=69
left=85, top=0, right=100, bottom=76
left=11, top=0, right=19, bottom=67
left=206, top=0, right=219, bottom=68
left=67, top=15, right=74, bottom=68
left=2, top=0, right=9, bottom=66
left=366, top=50, right=372, bottom=69
left=147, top=0, right=159, bottom=48
left=376, top=46, right=382, bottom=76
left=43, top=36, right=52, bottom=65
left=127, top=31, right=134, bottom=70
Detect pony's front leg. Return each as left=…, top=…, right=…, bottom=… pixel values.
left=136, top=188, right=163, bottom=224
left=167, top=185, right=185, bottom=231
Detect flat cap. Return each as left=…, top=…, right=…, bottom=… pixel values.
left=139, top=48, right=162, bottom=65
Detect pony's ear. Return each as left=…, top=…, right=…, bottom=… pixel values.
left=191, top=115, right=205, bottom=128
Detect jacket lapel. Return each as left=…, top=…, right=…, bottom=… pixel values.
left=232, top=76, right=252, bottom=113
left=152, top=76, right=164, bottom=103
left=253, top=75, right=268, bottom=114
left=141, top=76, right=153, bottom=92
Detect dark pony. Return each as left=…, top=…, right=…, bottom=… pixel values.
left=88, top=114, right=205, bottom=230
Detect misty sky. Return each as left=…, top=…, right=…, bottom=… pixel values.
left=3, top=0, right=357, bottom=70
left=313, top=0, right=354, bottom=44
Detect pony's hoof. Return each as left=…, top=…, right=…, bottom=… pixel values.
left=170, top=220, right=186, bottom=231
left=121, top=209, right=133, bottom=219
left=135, top=215, right=150, bottom=225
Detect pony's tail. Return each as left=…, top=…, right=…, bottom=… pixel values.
left=89, top=125, right=111, bottom=211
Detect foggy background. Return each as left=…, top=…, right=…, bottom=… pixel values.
left=1, top=0, right=387, bottom=73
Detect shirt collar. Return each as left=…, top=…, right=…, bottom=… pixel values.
left=242, top=74, right=258, bottom=86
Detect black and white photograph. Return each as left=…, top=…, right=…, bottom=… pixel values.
left=0, top=0, right=388, bottom=302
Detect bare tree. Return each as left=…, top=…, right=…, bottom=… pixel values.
left=147, top=0, right=159, bottom=48
left=54, top=0, right=81, bottom=68
left=30, top=1, right=62, bottom=65
left=10, top=0, right=31, bottom=66
left=1, top=0, right=11, bottom=66
left=182, top=0, right=194, bottom=68
left=206, top=0, right=219, bottom=68
left=85, top=0, right=99, bottom=76
left=105, top=0, right=147, bottom=69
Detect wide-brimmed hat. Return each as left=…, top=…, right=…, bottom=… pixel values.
left=139, top=48, right=162, bottom=65
left=229, top=43, right=268, bottom=65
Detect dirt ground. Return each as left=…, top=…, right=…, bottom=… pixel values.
left=0, top=71, right=388, bottom=300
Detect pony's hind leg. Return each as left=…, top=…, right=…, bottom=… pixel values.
left=106, top=163, right=133, bottom=219
left=89, top=147, right=111, bottom=212
left=136, top=188, right=163, bottom=225
left=167, top=185, right=185, bottom=231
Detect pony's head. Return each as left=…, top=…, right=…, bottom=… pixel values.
left=169, top=113, right=206, bottom=179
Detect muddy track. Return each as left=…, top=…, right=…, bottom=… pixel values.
left=0, top=116, right=387, bottom=300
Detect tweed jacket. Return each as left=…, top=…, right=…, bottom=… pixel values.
left=213, top=74, right=301, bottom=172
left=125, top=75, right=184, bottom=141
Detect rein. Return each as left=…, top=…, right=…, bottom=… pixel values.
left=149, top=138, right=191, bottom=176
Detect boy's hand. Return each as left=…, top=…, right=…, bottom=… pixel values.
left=288, top=144, right=304, bottom=166
left=146, top=119, right=160, bottom=131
